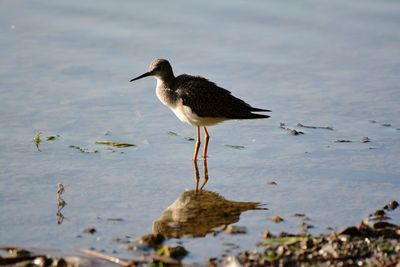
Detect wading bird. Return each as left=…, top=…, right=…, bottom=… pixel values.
left=130, top=59, right=270, bottom=160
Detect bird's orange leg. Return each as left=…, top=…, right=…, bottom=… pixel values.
left=193, top=126, right=201, bottom=161
left=203, top=127, right=210, bottom=159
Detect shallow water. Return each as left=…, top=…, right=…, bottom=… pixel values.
left=1, top=0, right=399, bottom=263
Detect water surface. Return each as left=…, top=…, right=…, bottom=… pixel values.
left=1, top=0, right=399, bottom=263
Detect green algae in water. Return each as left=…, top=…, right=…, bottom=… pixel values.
left=264, top=251, right=278, bottom=262
left=258, top=236, right=305, bottom=247
left=377, top=242, right=395, bottom=253
left=157, top=245, right=188, bottom=260
left=34, top=131, right=41, bottom=151
left=33, top=132, right=60, bottom=151
left=95, top=141, right=136, bottom=148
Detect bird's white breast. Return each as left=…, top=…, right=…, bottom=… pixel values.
left=171, top=99, right=225, bottom=127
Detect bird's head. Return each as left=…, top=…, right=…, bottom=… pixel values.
left=130, top=59, right=174, bottom=82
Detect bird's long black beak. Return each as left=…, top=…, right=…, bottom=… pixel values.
left=130, top=71, right=151, bottom=82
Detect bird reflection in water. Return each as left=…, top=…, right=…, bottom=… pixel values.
left=152, top=160, right=266, bottom=238
left=194, top=159, right=208, bottom=192
left=56, top=183, right=66, bottom=224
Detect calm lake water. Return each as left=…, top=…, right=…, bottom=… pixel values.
left=1, top=0, right=399, bottom=263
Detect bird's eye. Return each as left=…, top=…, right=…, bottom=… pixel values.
left=154, top=66, right=161, bottom=71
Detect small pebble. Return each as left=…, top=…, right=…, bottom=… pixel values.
left=383, top=200, right=399, bottom=210
left=362, top=137, right=371, bottom=143
left=261, top=230, right=273, bottom=239
left=82, top=227, right=97, bottom=234
left=270, top=216, right=284, bottom=223
left=225, top=225, right=247, bottom=234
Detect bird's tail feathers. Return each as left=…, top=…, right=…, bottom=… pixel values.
left=229, top=112, right=270, bottom=120
left=250, top=107, right=271, bottom=112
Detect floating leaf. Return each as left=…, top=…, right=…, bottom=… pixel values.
left=167, top=131, right=178, bottom=136
left=167, top=131, right=194, bottom=141
left=362, top=137, right=371, bottom=143
left=292, top=213, right=305, bottom=218
left=225, top=144, right=246, bottom=150
left=95, top=141, right=136, bottom=148
left=107, top=218, right=124, bottom=222
left=279, top=123, right=304, bottom=135
left=297, top=123, right=333, bottom=130
left=46, top=135, right=60, bottom=141
left=335, top=140, right=352, bottom=143
left=69, top=145, right=98, bottom=153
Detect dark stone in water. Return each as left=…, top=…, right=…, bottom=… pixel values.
left=82, top=227, right=96, bottom=234
left=373, top=209, right=385, bottom=216
left=225, top=225, right=247, bottom=234
left=261, top=230, right=274, bottom=238
left=164, top=245, right=188, bottom=260
left=362, top=137, right=371, bottom=143
left=138, top=233, right=165, bottom=247
left=383, top=200, right=399, bottom=210
left=338, top=226, right=362, bottom=237
left=373, top=221, right=398, bottom=230
left=270, top=215, right=284, bottom=223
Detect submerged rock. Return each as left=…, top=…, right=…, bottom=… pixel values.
left=384, top=200, right=399, bottom=210
left=138, top=233, right=165, bottom=247
left=225, top=225, right=247, bottom=234
left=270, top=215, right=284, bottom=223
left=82, top=227, right=96, bottom=234
left=157, top=245, right=188, bottom=260
left=338, top=226, right=363, bottom=237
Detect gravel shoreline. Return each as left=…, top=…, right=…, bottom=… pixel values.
left=1, top=201, right=398, bottom=267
